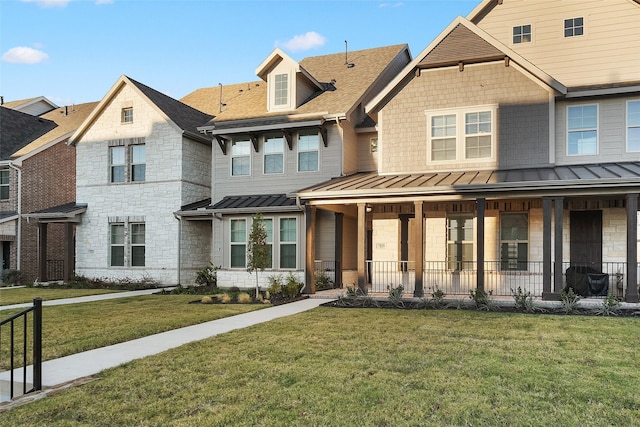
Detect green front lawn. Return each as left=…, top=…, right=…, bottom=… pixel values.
left=0, top=287, right=121, bottom=306
left=1, top=295, right=266, bottom=369
left=3, top=308, right=639, bottom=425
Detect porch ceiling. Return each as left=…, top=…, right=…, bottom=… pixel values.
left=295, top=162, right=640, bottom=201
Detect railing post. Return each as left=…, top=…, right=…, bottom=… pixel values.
left=33, top=297, right=42, bottom=392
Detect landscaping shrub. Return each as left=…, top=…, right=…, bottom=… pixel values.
left=314, top=270, right=334, bottom=291
left=283, top=273, right=303, bottom=299
left=201, top=295, right=214, bottom=304
left=237, top=292, right=251, bottom=304
left=195, top=263, right=217, bottom=287
left=1, top=269, right=22, bottom=285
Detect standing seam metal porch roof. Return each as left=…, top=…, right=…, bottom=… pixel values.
left=294, top=162, right=640, bottom=199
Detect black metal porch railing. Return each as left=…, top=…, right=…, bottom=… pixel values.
left=314, top=260, right=341, bottom=290
left=364, top=261, right=633, bottom=298
left=0, top=298, right=42, bottom=401
left=46, top=260, right=64, bottom=281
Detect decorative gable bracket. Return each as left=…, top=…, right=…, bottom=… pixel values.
left=283, top=129, right=293, bottom=151
left=215, top=135, right=228, bottom=155
left=249, top=133, right=259, bottom=153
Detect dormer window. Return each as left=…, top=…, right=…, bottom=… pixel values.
left=274, top=74, right=288, bottom=106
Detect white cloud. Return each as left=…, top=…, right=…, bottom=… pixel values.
left=21, top=0, right=71, bottom=7
left=278, top=32, right=326, bottom=53
left=2, top=47, right=49, bottom=64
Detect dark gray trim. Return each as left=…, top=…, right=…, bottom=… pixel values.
left=476, top=198, right=485, bottom=291
left=626, top=194, right=639, bottom=303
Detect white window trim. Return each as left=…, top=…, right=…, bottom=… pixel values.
left=270, top=71, right=293, bottom=111
left=0, top=170, right=10, bottom=200
left=626, top=99, right=640, bottom=153
left=499, top=212, right=529, bottom=271
left=230, top=139, right=252, bottom=177
left=263, top=135, right=285, bottom=175
left=566, top=103, right=599, bottom=156
left=279, top=216, right=298, bottom=270
left=563, top=16, right=585, bottom=38
left=297, top=131, right=320, bottom=173
left=425, top=105, right=497, bottom=164
left=109, top=220, right=146, bottom=268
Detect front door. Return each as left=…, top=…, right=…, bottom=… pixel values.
left=570, top=210, right=602, bottom=270
left=1, top=241, right=9, bottom=271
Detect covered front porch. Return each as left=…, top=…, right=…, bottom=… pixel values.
left=299, top=165, right=640, bottom=303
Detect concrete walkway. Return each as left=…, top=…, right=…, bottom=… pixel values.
left=0, top=291, right=333, bottom=404
left=0, top=288, right=168, bottom=312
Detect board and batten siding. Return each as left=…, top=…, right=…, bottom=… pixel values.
left=357, top=131, right=378, bottom=172
left=181, top=137, right=211, bottom=206
left=379, top=62, right=551, bottom=175
left=212, top=123, right=343, bottom=203
left=555, top=97, right=640, bottom=166
left=474, top=0, right=640, bottom=87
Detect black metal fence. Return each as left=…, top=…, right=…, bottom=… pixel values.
left=0, top=298, right=42, bottom=400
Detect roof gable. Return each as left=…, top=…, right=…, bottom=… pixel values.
left=70, top=75, right=213, bottom=145
left=1, top=96, right=58, bottom=116
left=366, top=17, right=565, bottom=114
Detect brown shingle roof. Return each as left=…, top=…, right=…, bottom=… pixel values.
left=11, top=102, right=99, bottom=158
left=181, top=44, right=408, bottom=125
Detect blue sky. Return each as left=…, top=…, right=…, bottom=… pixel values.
left=0, top=0, right=478, bottom=106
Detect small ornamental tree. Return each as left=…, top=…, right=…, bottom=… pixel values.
left=247, top=213, right=270, bottom=298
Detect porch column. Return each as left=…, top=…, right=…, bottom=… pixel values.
left=414, top=201, right=424, bottom=297
left=63, top=223, right=74, bottom=282
left=626, top=194, right=639, bottom=303
left=334, top=213, right=343, bottom=289
left=542, top=197, right=552, bottom=297
left=553, top=197, right=564, bottom=294
left=476, top=198, right=485, bottom=291
left=37, top=223, right=47, bottom=282
left=399, top=214, right=410, bottom=270
left=357, top=203, right=367, bottom=294
left=304, top=205, right=316, bottom=294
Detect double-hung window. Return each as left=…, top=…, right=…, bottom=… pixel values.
left=447, top=215, right=473, bottom=271
left=274, top=74, right=288, bottom=106
left=110, top=224, right=125, bottom=267
left=230, top=219, right=247, bottom=268
left=110, top=222, right=145, bottom=267
left=0, top=170, right=9, bottom=200
left=279, top=218, right=297, bottom=269
left=264, top=218, right=273, bottom=268
left=231, top=140, right=251, bottom=176
left=564, top=17, right=584, bottom=37
left=500, top=214, right=528, bottom=271
left=513, top=24, right=531, bottom=44
left=567, top=104, right=597, bottom=155
left=110, top=146, right=126, bottom=183
left=264, top=136, right=284, bottom=174
left=428, top=107, right=494, bottom=162
left=431, top=114, right=457, bottom=160
left=298, top=131, right=319, bottom=172
left=627, top=100, right=640, bottom=152
left=131, top=145, right=146, bottom=182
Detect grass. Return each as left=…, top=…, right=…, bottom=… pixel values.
left=1, top=295, right=266, bottom=369
left=3, top=308, right=639, bottom=425
left=0, top=287, right=122, bottom=306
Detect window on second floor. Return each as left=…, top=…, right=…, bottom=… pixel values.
left=121, top=107, right=133, bottom=123
left=512, top=24, right=531, bottom=44
left=564, top=17, right=584, bottom=38
left=231, top=140, right=251, bottom=176
left=567, top=104, right=597, bottom=155
left=298, top=131, right=319, bottom=172
left=0, top=170, right=9, bottom=200
left=264, top=136, right=284, bottom=174
left=274, top=74, right=288, bottom=106
left=110, top=142, right=146, bottom=183
left=628, top=100, right=640, bottom=152
left=427, top=107, right=494, bottom=162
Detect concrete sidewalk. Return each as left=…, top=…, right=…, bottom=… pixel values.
left=0, top=288, right=169, bottom=312
left=0, top=297, right=330, bottom=401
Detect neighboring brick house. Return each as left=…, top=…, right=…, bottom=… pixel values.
left=177, top=44, right=411, bottom=291
left=68, top=76, right=213, bottom=285
left=0, top=106, right=57, bottom=277
left=295, top=0, right=640, bottom=302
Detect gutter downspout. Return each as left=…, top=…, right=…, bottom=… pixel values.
left=173, top=212, right=182, bottom=286
left=9, top=163, right=22, bottom=270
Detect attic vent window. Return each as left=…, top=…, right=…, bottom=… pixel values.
left=564, top=17, right=584, bottom=37
left=121, top=107, right=133, bottom=123
left=512, top=24, right=531, bottom=44
left=274, top=74, right=288, bottom=106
